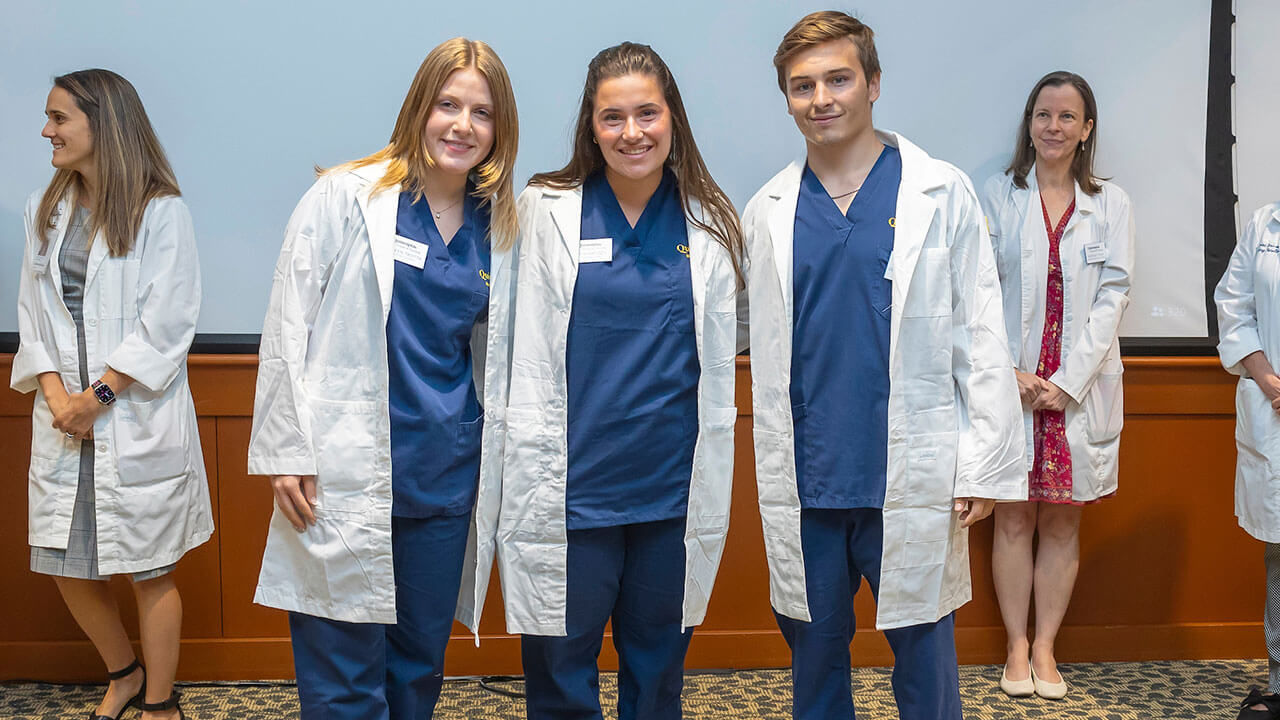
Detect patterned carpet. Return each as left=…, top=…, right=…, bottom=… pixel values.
left=0, top=660, right=1265, bottom=719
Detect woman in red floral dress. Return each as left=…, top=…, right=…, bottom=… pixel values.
left=981, top=71, right=1135, bottom=701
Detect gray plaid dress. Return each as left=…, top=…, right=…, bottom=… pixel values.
left=29, top=206, right=175, bottom=581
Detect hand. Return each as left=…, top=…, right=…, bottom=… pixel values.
left=271, top=475, right=317, bottom=531
left=1257, top=374, right=1280, bottom=405
left=51, top=389, right=102, bottom=439
left=954, top=497, right=994, bottom=528
left=1014, top=370, right=1044, bottom=405
left=1030, top=381, right=1070, bottom=412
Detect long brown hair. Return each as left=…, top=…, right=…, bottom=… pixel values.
left=328, top=37, right=519, bottom=250
left=35, top=69, right=180, bottom=256
left=1007, top=71, right=1104, bottom=194
left=529, top=42, right=743, bottom=280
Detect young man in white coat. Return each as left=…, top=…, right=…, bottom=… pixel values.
left=742, top=12, right=1026, bottom=719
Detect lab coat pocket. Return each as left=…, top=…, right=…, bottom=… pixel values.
left=1084, top=372, right=1124, bottom=443
left=890, top=430, right=958, bottom=508
left=902, top=248, right=950, bottom=318
left=97, top=258, right=141, bottom=320
left=31, top=393, right=75, bottom=461
left=1237, top=380, right=1280, bottom=460
left=307, top=396, right=379, bottom=513
left=113, top=396, right=190, bottom=485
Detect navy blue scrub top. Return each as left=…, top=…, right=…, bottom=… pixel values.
left=564, top=170, right=700, bottom=530
left=790, top=146, right=901, bottom=509
left=386, top=188, right=491, bottom=518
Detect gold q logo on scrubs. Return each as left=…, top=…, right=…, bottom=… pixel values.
left=888, top=217, right=896, bottom=228
left=479, top=269, right=491, bottom=288
left=676, top=243, right=691, bottom=259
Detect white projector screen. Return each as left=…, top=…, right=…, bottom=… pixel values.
left=1235, top=0, right=1280, bottom=228
left=0, top=0, right=1211, bottom=339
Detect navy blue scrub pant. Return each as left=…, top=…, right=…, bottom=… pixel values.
left=521, top=516, right=692, bottom=720
left=288, top=512, right=471, bottom=720
left=775, top=508, right=961, bottom=720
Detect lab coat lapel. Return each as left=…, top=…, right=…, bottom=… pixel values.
left=357, top=181, right=399, bottom=319
left=1017, top=168, right=1042, bottom=359
left=548, top=190, right=582, bottom=265
left=766, top=161, right=803, bottom=322
left=81, top=225, right=110, bottom=296
left=44, top=197, right=73, bottom=304
left=686, top=202, right=710, bottom=352
left=884, top=133, right=940, bottom=368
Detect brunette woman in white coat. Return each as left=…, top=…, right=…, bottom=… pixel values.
left=1216, top=202, right=1280, bottom=719
left=982, top=71, right=1134, bottom=700
left=13, top=69, right=210, bottom=720
left=248, top=38, right=519, bottom=720
left=502, top=42, right=743, bottom=720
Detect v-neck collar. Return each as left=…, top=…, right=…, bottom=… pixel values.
left=803, top=145, right=890, bottom=231
left=593, top=169, right=674, bottom=245
left=402, top=185, right=480, bottom=265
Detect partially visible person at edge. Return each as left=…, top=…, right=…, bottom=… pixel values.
left=741, top=11, right=1025, bottom=719
left=1216, top=200, right=1280, bottom=720
left=247, top=37, right=519, bottom=720
left=14, top=68, right=210, bottom=720
left=497, top=41, right=747, bottom=720
left=982, top=70, right=1134, bottom=702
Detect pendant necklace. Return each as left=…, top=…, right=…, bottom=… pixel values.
left=429, top=195, right=464, bottom=219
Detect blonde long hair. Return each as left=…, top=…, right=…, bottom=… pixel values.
left=35, top=69, right=181, bottom=256
left=329, top=38, right=519, bottom=249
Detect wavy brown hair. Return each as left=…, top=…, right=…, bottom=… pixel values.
left=35, top=69, right=180, bottom=256
left=773, top=11, right=880, bottom=94
left=328, top=37, right=519, bottom=250
left=1007, top=71, right=1104, bottom=195
left=529, top=42, right=743, bottom=281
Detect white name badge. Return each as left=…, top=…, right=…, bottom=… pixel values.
left=393, top=235, right=429, bottom=269
left=30, top=254, right=50, bottom=275
left=579, top=237, right=613, bottom=264
left=1083, top=242, right=1107, bottom=264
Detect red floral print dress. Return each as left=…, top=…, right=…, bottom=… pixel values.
left=1029, top=195, right=1077, bottom=504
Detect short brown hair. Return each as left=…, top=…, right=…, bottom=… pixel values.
left=773, top=11, right=881, bottom=94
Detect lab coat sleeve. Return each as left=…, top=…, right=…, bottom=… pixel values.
left=1216, top=207, right=1267, bottom=376
left=948, top=172, right=1027, bottom=501
left=11, top=196, right=58, bottom=393
left=1048, top=187, right=1135, bottom=402
left=104, top=198, right=201, bottom=392
left=247, top=177, right=344, bottom=476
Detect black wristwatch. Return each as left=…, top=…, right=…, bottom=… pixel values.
left=91, top=379, right=116, bottom=406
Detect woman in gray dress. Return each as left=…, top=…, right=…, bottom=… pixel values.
left=12, top=69, right=210, bottom=720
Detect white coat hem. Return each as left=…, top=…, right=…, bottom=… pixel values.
left=254, top=586, right=397, bottom=625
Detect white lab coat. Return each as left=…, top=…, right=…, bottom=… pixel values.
left=743, top=131, right=1026, bottom=630
left=1216, top=202, right=1280, bottom=543
left=982, top=171, right=1134, bottom=502
left=494, top=183, right=740, bottom=635
left=249, top=162, right=514, bottom=633
left=12, top=190, right=212, bottom=575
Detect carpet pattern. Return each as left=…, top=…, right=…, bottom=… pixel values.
left=0, top=660, right=1265, bottom=719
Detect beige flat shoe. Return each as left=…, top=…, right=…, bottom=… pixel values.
left=1030, top=665, right=1068, bottom=700
left=999, top=664, right=1035, bottom=697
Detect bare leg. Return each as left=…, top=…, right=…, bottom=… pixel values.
left=1030, top=503, right=1082, bottom=683
left=132, top=574, right=183, bottom=720
left=992, top=502, right=1037, bottom=681
left=52, top=576, right=144, bottom=716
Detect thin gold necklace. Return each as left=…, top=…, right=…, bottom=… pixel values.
left=428, top=195, right=464, bottom=219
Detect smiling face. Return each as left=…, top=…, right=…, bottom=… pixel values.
left=591, top=72, right=672, bottom=185
left=423, top=67, right=496, bottom=178
left=784, top=37, right=879, bottom=148
left=42, top=86, right=95, bottom=175
left=1030, top=83, right=1093, bottom=168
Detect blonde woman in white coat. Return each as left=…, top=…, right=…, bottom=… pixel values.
left=248, top=39, right=519, bottom=720
left=982, top=71, right=1134, bottom=700
left=1216, top=202, right=1280, bottom=718
left=13, top=69, right=209, bottom=720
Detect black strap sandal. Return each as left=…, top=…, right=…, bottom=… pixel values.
left=88, top=658, right=145, bottom=720
left=139, top=691, right=185, bottom=719
left=1238, top=688, right=1280, bottom=720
